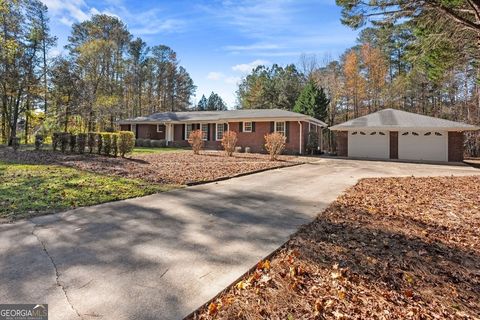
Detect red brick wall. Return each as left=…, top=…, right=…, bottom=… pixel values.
left=448, top=131, right=464, bottom=162
left=136, top=124, right=165, bottom=140
left=169, top=120, right=315, bottom=154
left=389, top=131, right=398, bottom=159
left=336, top=131, right=348, bottom=156
left=120, top=124, right=131, bottom=131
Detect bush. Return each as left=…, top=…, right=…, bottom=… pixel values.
left=135, top=138, right=145, bottom=147
left=77, top=133, right=87, bottom=154
left=119, top=131, right=135, bottom=157
left=112, top=133, right=119, bottom=157
left=151, top=139, right=166, bottom=148
left=11, top=137, right=20, bottom=151
left=188, top=129, right=204, bottom=155
left=265, top=132, right=286, bottom=161
left=59, top=133, right=70, bottom=153
left=52, top=132, right=60, bottom=151
left=87, top=132, right=96, bottom=154
left=143, top=139, right=152, bottom=147
left=103, top=133, right=112, bottom=156
left=96, top=133, right=103, bottom=155
left=221, top=130, right=237, bottom=157
left=34, top=134, right=44, bottom=150
left=306, top=131, right=319, bottom=155
left=69, top=134, right=77, bottom=153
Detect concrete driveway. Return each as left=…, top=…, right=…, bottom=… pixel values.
left=1, top=159, right=478, bottom=320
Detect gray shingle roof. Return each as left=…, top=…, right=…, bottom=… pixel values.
left=330, top=109, right=479, bottom=131
left=119, top=109, right=327, bottom=126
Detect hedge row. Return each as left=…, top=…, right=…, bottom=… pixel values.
left=52, top=131, right=135, bottom=157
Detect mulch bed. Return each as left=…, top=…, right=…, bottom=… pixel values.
left=190, top=176, right=480, bottom=319
left=0, top=149, right=301, bottom=185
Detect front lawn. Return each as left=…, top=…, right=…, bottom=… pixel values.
left=0, top=161, right=177, bottom=220
left=132, top=146, right=187, bottom=155
left=191, top=176, right=480, bottom=319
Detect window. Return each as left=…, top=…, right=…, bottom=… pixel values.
left=157, top=124, right=164, bottom=133
left=216, top=123, right=225, bottom=140
left=352, top=131, right=358, bottom=135
left=435, top=132, right=443, bottom=136
left=243, top=121, right=252, bottom=132
left=402, top=132, right=409, bottom=136
left=424, top=132, right=432, bottom=136
left=370, top=132, right=377, bottom=135
left=275, top=121, right=286, bottom=136
left=201, top=124, right=208, bottom=140
left=379, top=132, right=386, bottom=136
left=412, top=132, right=419, bottom=136
left=185, top=124, right=193, bottom=140
left=360, top=132, right=366, bottom=135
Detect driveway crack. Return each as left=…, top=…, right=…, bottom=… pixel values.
left=31, top=224, right=83, bottom=320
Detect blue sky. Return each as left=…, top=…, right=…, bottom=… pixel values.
left=41, top=0, right=359, bottom=108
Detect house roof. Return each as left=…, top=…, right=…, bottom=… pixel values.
left=330, top=108, right=479, bottom=131
left=119, top=109, right=327, bottom=127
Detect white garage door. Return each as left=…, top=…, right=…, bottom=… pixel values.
left=398, top=131, right=447, bottom=162
left=348, top=130, right=389, bottom=159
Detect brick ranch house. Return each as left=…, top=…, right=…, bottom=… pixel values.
left=330, top=108, right=479, bottom=162
left=119, top=109, right=327, bottom=154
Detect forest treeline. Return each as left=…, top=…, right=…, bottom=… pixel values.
left=1, top=0, right=196, bottom=144
left=2, top=0, right=479, bottom=154
left=235, top=0, right=480, bottom=153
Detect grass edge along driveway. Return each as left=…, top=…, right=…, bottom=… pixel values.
left=0, top=161, right=179, bottom=221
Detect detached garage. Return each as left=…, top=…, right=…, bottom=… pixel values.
left=330, top=109, right=479, bottom=162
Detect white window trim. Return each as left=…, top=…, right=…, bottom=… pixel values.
left=157, top=124, right=164, bottom=133
left=274, top=121, right=286, bottom=136
left=201, top=124, right=208, bottom=141
left=185, top=123, right=193, bottom=140
left=216, top=123, right=227, bottom=141
left=243, top=121, right=252, bottom=132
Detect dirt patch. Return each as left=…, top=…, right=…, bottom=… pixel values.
left=190, top=176, right=480, bottom=319
left=0, top=149, right=301, bottom=185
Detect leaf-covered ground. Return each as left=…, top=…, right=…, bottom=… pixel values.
left=191, top=176, right=480, bottom=320
left=0, top=161, right=176, bottom=220
left=0, top=148, right=300, bottom=185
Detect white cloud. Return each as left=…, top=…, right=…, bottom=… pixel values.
left=224, top=43, right=282, bottom=52
left=207, top=72, right=224, bottom=81
left=232, top=59, right=270, bottom=73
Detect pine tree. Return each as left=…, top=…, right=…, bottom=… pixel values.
left=197, top=95, right=208, bottom=111
left=293, top=81, right=329, bottom=121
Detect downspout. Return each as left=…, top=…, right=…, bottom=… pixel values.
left=298, top=121, right=303, bottom=155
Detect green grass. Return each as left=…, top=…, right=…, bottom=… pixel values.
left=132, top=146, right=187, bottom=155
left=0, top=161, right=179, bottom=220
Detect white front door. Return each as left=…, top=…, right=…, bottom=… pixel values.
left=398, top=130, right=447, bottom=162
left=348, top=130, right=389, bottom=159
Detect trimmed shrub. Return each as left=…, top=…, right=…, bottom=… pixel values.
left=221, top=130, right=237, bottom=157
left=60, top=133, right=70, bottom=153
left=87, top=132, right=96, bottom=154
left=119, top=131, right=135, bottom=157
left=69, top=134, right=77, bottom=153
left=264, top=132, right=286, bottom=161
left=103, top=133, right=112, bottom=156
left=306, top=131, right=319, bottom=155
left=143, top=139, right=152, bottom=148
left=77, top=133, right=87, bottom=154
left=34, top=134, right=44, bottom=150
left=96, top=133, right=103, bottom=155
left=151, top=139, right=166, bottom=148
left=52, top=132, right=60, bottom=151
left=11, top=137, right=20, bottom=151
left=135, top=138, right=145, bottom=147
left=188, top=129, right=204, bottom=155
left=112, top=133, right=119, bottom=157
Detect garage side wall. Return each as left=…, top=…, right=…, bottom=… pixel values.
left=336, top=131, right=348, bottom=156
left=448, top=132, right=464, bottom=162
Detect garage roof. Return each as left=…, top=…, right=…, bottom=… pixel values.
left=120, top=109, right=327, bottom=127
left=330, top=109, right=479, bottom=131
